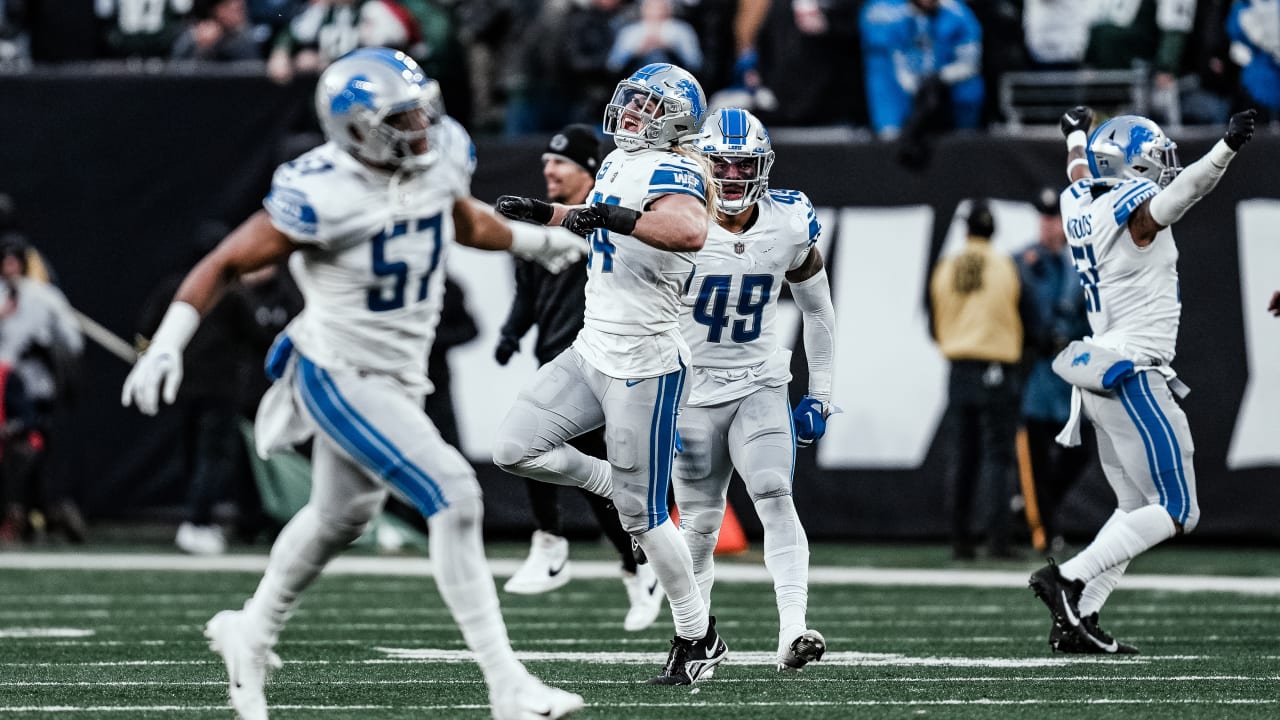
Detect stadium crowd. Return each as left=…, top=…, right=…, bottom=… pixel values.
left=2, top=1, right=1277, bottom=135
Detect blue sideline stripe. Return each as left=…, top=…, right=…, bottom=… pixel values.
left=1118, top=374, right=1190, bottom=520
left=1137, top=373, right=1190, bottom=523
left=297, top=357, right=447, bottom=516
left=787, top=395, right=796, bottom=489
left=1117, top=377, right=1166, bottom=508
left=646, top=366, right=685, bottom=529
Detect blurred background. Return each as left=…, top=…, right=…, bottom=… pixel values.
left=0, top=0, right=1276, bottom=556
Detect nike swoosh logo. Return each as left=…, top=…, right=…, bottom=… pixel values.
left=647, top=580, right=659, bottom=595
left=1060, top=591, right=1079, bottom=626
left=625, top=379, right=644, bottom=387
left=548, top=560, right=567, bottom=577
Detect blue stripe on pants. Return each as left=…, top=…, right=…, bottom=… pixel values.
left=297, top=356, right=448, bottom=517
left=1116, top=373, right=1188, bottom=523
left=646, top=365, right=686, bottom=529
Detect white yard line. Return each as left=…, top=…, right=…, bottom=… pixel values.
left=3, top=552, right=1280, bottom=594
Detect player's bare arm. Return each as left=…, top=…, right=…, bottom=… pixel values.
left=1128, top=109, right=1257, bottom=247
left=631, top=193, right=707, bottom=251
left=458, top=196, right=586, bottom=272
left=785, top=247, right=825, bottom=284
left=174, top=210, right=296, bottom=315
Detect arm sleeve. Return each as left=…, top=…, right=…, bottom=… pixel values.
left=790, top=268, right=836, bottom=402
left=499, top=260, right=538, bottom=341
left=1148, top=140, right=1236, bottom=227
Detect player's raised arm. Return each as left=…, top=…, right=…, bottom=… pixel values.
left=1062, top=106, right=1094, bottom=183
left=1126, top=109, right=1257, bottom=245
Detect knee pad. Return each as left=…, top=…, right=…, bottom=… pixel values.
left=613, top=492, right=651, bottom=534
left=684, top=506, right=724, bottom=536
left=492, top=406, right=541, bottom=470
left=744, top=467, right=792, bottom=502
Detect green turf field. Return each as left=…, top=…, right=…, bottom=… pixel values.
left=3, top=544, right=1280, bottom=719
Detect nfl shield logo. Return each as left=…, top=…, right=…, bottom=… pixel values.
left=734, top=241, right=745, bottom=254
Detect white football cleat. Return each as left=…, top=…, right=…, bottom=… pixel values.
left=490, top=674, right=585, bottom=720
left=205, top=609, right=281, bottom=720
left=622, top=563, right=663, bottom=631
left=777, top=628, right=826, bottom=672
left=504, top=530, right=570, bottom=594
left=176, top=522, right=226, bottom=556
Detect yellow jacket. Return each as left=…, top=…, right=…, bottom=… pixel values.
left=930, top=237, right=1023, bottom=364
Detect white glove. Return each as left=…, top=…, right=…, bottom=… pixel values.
left=121, top=302, right=199, bottom=416
left=509, top=224, right=587, bottom=274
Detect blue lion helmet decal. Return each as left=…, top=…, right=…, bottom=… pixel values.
left=675, top=78, right=704, bottom=122
left=329, top=75, right=378, bottom=116
left=1123, top=124, right=1157, bottom=164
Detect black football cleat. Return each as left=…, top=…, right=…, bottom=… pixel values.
left=647, top=616, right=727, bottom=685
left=1050, top=613, right=1139, bottom=654
left=1029, top=559, right=1088, bottom=632
left=778, top=629, right=827, bottom=672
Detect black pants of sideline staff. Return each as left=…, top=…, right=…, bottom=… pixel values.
left=944, top=360, right=1020, bottom=560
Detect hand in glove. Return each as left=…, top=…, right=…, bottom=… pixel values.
left=562, top=202, right=641, bottom=238
left=1224, top=108, right=1257, bottom=152
left=496, top=195, right=553, bottom=225
left=792, top=396, right=832, bottom=448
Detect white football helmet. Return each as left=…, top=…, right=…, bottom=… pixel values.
left=315, top=47, right=445, bottom=170
left=603, top=63, right=707, bottom=152
left=694, top=107, right=775, bottom=215
left=1087, top=115, right=1182, bottom=187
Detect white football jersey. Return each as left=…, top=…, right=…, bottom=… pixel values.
left=1059, top=176, right=1180, bottom=364
left=263, top=117, right=475, bottom=386
left=681, top=189, right=820, bottom=407
left=572, top=147, right=708, bottom=378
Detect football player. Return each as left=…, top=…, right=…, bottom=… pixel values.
left=121, top=48, right=585, bottom=720
left=1029, top=105, right=1257, bottom=654
left=491, top=63, right=727, bottom=685
left=675, top=107, right=834, bottom=672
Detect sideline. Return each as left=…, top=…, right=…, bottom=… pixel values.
left=3, top=552, right=1280, bottom=594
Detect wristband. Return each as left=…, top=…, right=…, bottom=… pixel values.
left=151, top=302, right=200, bottom=352
left=508, top=222, right=549, bottom=257
left=1066, top=130, right=1087, bottom=151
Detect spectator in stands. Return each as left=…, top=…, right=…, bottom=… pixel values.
left=556, top=0, right=628, bottom=127
left=1022, top=0, right=1090, bottom=70
left=172, top=0, right=263, bottom=61
left=247, top=0, right=302, bottom=48
left=358, top=0, right=422, bottom=58
left=1015, top=187, right=1092, bottom=555
left=860, top=0, right=985, bottom=140
left=0, top=239, right=86, bottom=544
left=136, top=222, right=260, bottom=555
left=97, top=0, right=194, bottom=59
left=1227, top=0, right=1280, bottom=122
left=929, top=200, right=1031, bottom=560
left=0, top=0, right=30, bottom=68
left=741, top=0, right=860, bottom=126
left=607, top=0, right=703, bottom=74
left=266, top=0, right=360, bottom=83
left=1084, top=0, right=1196, bottom=123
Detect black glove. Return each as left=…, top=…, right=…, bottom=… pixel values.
left=1225, top=108, right=1257, bottom=151
left=494, top=334, right=520, bottom=365
left=496, top=195, right=553, bottom=225
left=562, top=202, right=641, bottom=238
left=1060, top=106, right=1093, bottom=138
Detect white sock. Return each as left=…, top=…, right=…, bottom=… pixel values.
left=1079, top=561, right=1129, bottom=617
left=1060, top=505, right=1176, bottom=583
left=244, top=505, right=361, bottom=648
left=429, top=498, right=524, bottom=684
left=679, top=519, right=718, bottom=613
left=507, top=444, right=612, bottom=498
left=636, top=519, right=706, bottom=640
left=756, top=495, right=809, bottom=645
